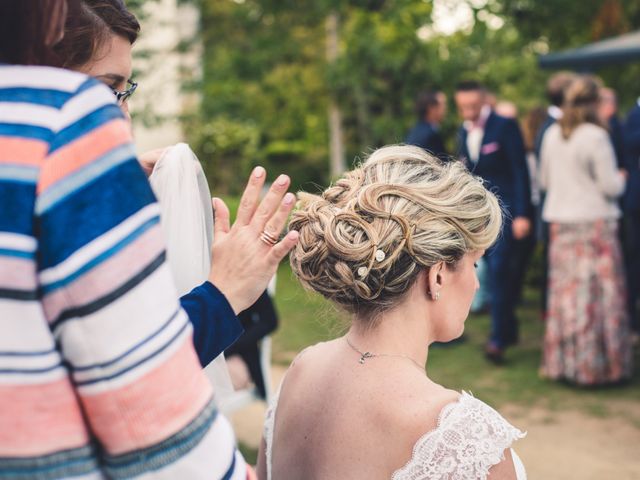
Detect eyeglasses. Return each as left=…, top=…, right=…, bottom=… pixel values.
left=112, top=79, right=138, bottom=105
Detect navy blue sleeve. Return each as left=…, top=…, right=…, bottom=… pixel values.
left=502, top=119, right=531, bottom=219
left=180, top=281, right=243, bottom=367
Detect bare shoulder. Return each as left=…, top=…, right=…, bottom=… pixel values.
left=371, top=376, right=461, bottom=440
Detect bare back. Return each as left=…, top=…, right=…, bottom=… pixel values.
left=264, top=340, right=461, bottom=479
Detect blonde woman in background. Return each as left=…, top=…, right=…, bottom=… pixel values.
left=539, top=75, right=632, bottom=385
left=257, top=145, right=527, bottom=479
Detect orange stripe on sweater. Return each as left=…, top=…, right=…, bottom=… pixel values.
left=0, top=377, right=90, bottom=456
left=0, top=136, right=48, bottom=166
left=37, top=118, right=132, bottom=193
left=81, top=336, right=213, bottom=455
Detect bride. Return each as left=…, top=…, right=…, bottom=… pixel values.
left=257, top=145, right=526, bottom=479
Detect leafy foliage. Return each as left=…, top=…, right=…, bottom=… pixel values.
left=182, top=0, right=640, bottom=192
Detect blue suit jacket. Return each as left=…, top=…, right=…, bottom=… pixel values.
left=534, top=114, right=556, bottom=160
left=406, top=121, right=447, bottom=158
left=624, top=104, right=640, bottom=211
left=458, top=111, right=531, bottom=219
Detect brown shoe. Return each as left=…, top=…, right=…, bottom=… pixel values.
left=484, top=343, right=505, bottom=365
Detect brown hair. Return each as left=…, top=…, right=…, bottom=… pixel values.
left=289, top=145, right=502, bottom=323
left=415, top=90, right=443, bottom=120
left=521, top=107, right=547, bottom=152
left=54, top=0, right=140, bottom=69
left=558, top=75, right=602, bottom=140
left=546, top=71, right=576, bottom=107
left=0, top=0, right=70, bottom=66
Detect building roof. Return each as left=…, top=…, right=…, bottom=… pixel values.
left=539, top=30, right=640, bottom=70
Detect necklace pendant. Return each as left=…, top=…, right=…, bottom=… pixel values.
left=359, top=352, right=373, bottom=364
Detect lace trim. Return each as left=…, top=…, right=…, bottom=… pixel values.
left=263, top=384, right=280, bottom=480
left=391, top=392, right=525, bottom=480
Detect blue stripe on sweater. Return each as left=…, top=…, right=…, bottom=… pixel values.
left=74, top=316, right=191, bottom=386
left=0, top=87, right=70, bottom=108
left=36, top=142, right=137, bottom=215
left=0, top=445, right=99, bottom=479
left=103, top=399, right=218, bottom=479
left=76, top=77, right=102, bottom=95
left=37, top=160, right=157, bottom=269
left=41, top=216, right=160, bottom=294
left=0, top=181, right=36, bottom=235
left=0, top=247, right=35, bottom=259
left=72, top=308, right=181, bottom=372
left=0, top=122, right=51, bottom=142
left=221, top=451, right=238, bottom=480
left=49, top=103, right=123, bottom=154
left=0, top=164, right=39, bottom=183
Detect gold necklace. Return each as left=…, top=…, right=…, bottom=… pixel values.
left=345, top=336, right=425, bottom=372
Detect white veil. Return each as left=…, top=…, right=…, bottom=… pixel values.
left=149, top=143, right=234, bottom=401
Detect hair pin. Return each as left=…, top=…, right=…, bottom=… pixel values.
left=375, top=249, right=386, bottom=262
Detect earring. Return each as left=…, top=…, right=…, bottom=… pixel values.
left=433, top=291, right=440, bottom=301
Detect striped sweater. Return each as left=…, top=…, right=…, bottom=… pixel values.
left=0, top=65, right=245, bottom=479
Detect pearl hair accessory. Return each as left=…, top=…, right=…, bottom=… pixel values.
left=357, top=266, right=368, bottom=278
left=375, top=249, right=386, bottom=262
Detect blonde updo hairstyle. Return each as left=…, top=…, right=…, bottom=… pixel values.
left=289, top=145, right=502, bottom=323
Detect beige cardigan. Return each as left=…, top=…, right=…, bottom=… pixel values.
left=540, top=122, right=625, bottom=223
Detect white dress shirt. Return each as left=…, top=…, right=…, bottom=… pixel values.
left=465, top=105, right=491, bottom=164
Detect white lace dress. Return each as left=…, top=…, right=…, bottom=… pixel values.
left=263, top=391, right=526, bottom=479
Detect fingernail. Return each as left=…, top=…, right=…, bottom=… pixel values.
left=283, top=193, right=295, bottom=205
left=254, top=166, right=265, bottom=178
left=277, top=174, right=288, bottom=186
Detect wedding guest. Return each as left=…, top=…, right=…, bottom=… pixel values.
left=598, top=87, right=625, bottom=168
left=623, top=92, right=640, bottom=337
left=539, top=75, right=632, bottom=385
left=258, top=145, right=526, bottom=480
left=405, top=89, right=448, bottom=158
left=226, top=290, right=279, bottom=399
left=455, top=81, right=531, bottom=363
left=55, top=0, right=244, bottom=367
left=534, top=72, right=576, bottom=317
left=0, top=1, right=297, bottom=477
left=534, top=72, right=576, bottom=157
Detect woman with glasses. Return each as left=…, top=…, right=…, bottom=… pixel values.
left=54, top=0, right=139, bottom=119
left=54, top=0, right=254, bottom=371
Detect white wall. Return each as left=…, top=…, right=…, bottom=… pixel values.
left=130, top=0, right=200, bottom=155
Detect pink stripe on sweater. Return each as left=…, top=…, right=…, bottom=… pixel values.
left=80, top=337, right=213, bottom=455
left=42, top=224, right=164, bottom=323
left=37, top=119, right=132, bottom=193
left=0, top=378, right=90, bottom=456
left=0, top=256, right=37, bottom=291
left=0, top=136, right=48, bottom=166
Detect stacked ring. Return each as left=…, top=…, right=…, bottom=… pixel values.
left=260, top=230, right=278, bottom=246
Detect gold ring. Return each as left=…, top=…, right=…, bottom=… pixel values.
left=260, top=230, right=278, bottom=246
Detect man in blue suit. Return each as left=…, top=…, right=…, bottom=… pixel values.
left=455, top=81, right=531, bottom=363
left=623, top=98, right=640, bottom=337
left=405, top=89, right=448, bottom=158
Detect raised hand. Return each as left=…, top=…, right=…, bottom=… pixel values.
left=208, top=167, right=299, bottom=313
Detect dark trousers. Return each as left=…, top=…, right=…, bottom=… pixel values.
left=509, top=230, right=536, bottom=309
left=486, top=221, right=518, bottom=348
left=624, top=212, right=640, bottom=333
